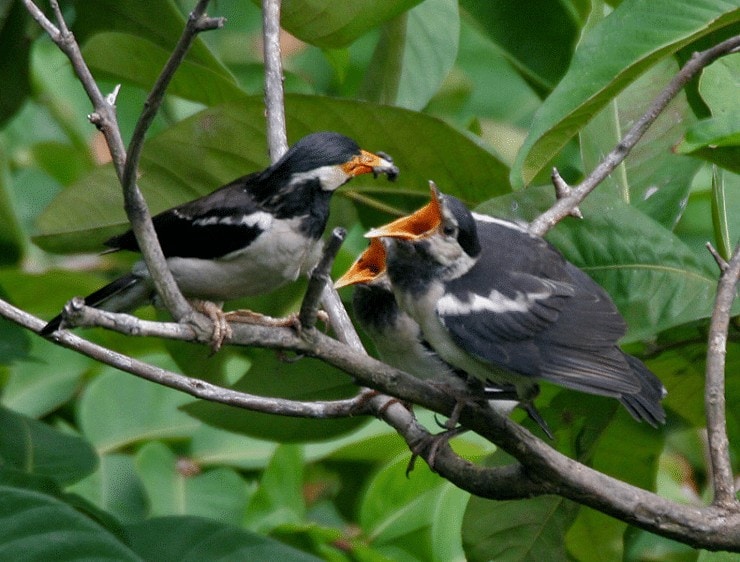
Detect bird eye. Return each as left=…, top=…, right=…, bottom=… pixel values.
left=443, top=225, right=456, bottom=237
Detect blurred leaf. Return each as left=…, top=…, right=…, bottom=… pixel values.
left=189, top=424, right=278, bottom=470
left=67, top=453, right=149, bottom=525
left=711, top=167, right=736, bottom=261
left=477, top=187, right=722, bottom=341
left=183, top=348, right=366, bottom=442
left=0, top=144, right=24, bottom=265
left=0, top=406, right=97, bottom=486
left=82, top=32, right=247, bottom=106
left=2, top=337, right=88, bottom=418
left=0, top=486, right=140, bottom=561
left=125, top=515, right=322, bottom=562
left=35, top=96, right=510, bottom=253
left=72, top=0, right=232, bottom=81
left=278, top=0, right=424, bottom=48
left=360, top=453, right=470, bottom=561
left=580, top=56, right=700, bottom=227
left=675, top=113, right=740, bottom=173
left=513, top=0, right=740, bottom=187
left=77, top=356, right=200, bottom=453
left=135, top=441, right=248, bottom=524
left=0, top=1, right=32, bottom=126
left=29, top=141, right=94, bottom=187
left=0, top=286, right=31, bottom=366
left=697, top=51, right=740, bottom=114
left=361, top=0, right=459, bottom=111
left=244, top=445, right=305, bottom=533
left=460, top=0, right=584, bottom=93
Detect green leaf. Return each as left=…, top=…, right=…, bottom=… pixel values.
left=580, top=56, right=700, bottom=227
left=0, top=143, right=24, bottom=265
left=135, top=441, right=249, bottom=524
left=67, top=453, right=149, bottom=525
left=77, top=356, right=201, bottom=453
left=244, top=445, right=306, bottom=533
left=278, top=0, right=424, bottom=48
left=0, top=406, right=97, bottom=486
left=711, top=167, right=740, bottom=260
left=0, top=486, right=141, bottom=561
left=82, top=32, right=247, bottom=106
left=72, top=0, right=232, bottom=82
left=2, top=336, right=88, bottom=418
left=675, top=112, right=740, bottom=173
left=125, top=515, right=322, bottom=562
left=189, top=424, right=278, bottom=470
left=459, top=0, right=586, bottom=93
left=183, top=348, right=366, bottom=443
left=512, top=0, right=740, bottom=187
left=478, top=187, right=721, bottom=341
left=0, top=1, right=33, bottom=126
left=360, top=453, right=470, bottom=561
left=34, top=96, right=510, bottom=253
left=361, top=0, right=459, bottom=111
left=697, top=51, right=740, bottom=115
left=0, top=287, right=31, bottom=366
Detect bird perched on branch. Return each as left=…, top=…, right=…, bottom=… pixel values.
left=365, top=183, right=666, bottom=428
left=41, top=132, right=399, bottom=343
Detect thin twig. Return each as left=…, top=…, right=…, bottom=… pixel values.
left=262, top=0, right=288, bottom=161
left=530, top=34, right=740, bottom=236
left=705, top=243, right=740, bottom=507
left=299, top=228, right=346, bottom=329
left=121, top=0, right=225, bottom=324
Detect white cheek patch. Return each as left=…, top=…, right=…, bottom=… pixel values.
left=438, top=288, right=550, bottom=316
left=290, top=165, right=350, bottom=191
left=472, top=212, right=530, bottom=233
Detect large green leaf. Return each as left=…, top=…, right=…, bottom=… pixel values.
left=34, top=96, right=510, bottom=253
left=125, top=515, right=322, bottom=562
left=76, top=356, right=201, bottom=453
left=182, top=348, right=366, bottom=443
left=135, top=441, right=248, bottom=524
left=0, top=406, right=97, bottom=486
left=0, top=487, right=140, bottom=561
left=459, top=0, right=587, bottom=93
left=477, top=187, right=721, bottom=341
left=675, top=113, right=740, bottom=173
left=360, top=0, right=459, bottom=111
left=360, top=453, right=470, bottom=561
left=580, top=56, right=700, bottom=227
left=82, top=32, right=247, bottom=106
left=277, top=0, right=424, bottom=48
left=0, top=1, right=32, bottom=126
left=72, top=0, right=233, bottom=83
left=512, top=0, right=740, bottom=187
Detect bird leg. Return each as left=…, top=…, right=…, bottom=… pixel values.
left=224, top=309, right=301, bottom=329
left=190, top=299, right=232, bottom=353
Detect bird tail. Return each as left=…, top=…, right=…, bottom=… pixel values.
left=40, top=273, right=151, bottom=336
left=618, top=354, right=667, bottom=427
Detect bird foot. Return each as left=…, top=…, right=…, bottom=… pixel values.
left=407, top=426, right=468, bottom=476
left=190, top=300, right=232, bottom=353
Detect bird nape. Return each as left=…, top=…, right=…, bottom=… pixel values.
left=363, top=182, right=666, bottom=430
left=41, top=131, right=399, bottom=340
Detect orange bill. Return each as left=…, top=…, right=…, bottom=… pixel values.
left=365, top=181, right=443, bottom=240
left=334, top=238, right=387, bottom=288
left=341, top=149, right=399, bottom=180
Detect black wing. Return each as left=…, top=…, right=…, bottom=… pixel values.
left=105, top=173, right=269, bottom=259
left=439, top=220, right=640, bottom=396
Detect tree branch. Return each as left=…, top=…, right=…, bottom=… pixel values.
left=530, top=34, right=740, bottom=237
left=705, top=242, right=740, bottom=507
left=262, top=0, right=288, bottom=161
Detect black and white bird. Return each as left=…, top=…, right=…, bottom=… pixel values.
left=41, top=132, right=399, bottom=337
left=335, top=237, right=554, bottom=438
left=365, top=183, right=666, bottom=427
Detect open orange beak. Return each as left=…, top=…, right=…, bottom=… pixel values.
left=365, top=181, right=443, bottom=240
left=341, top=150, right=399, bottom=180
left=334, top=238, right=387, bottom=289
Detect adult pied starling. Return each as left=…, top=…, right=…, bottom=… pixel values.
left=41, top=132, right=399, bottom=336
left=366, top=184, right=666, bottom=427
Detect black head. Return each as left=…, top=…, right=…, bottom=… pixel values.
left=439, top=193, right=481, bottom=258
left=277, top=132, right=361, bottom=174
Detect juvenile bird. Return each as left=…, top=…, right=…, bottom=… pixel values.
left=41, top=132, right=399, bottom=342
left=366, top=183, right=666, bottom=427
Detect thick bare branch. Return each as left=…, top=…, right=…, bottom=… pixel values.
left=262, top=0, right=288, bottom=161
left=705, top=243, right=740, bottom=507
left=530, top=34, right=740, bottom=236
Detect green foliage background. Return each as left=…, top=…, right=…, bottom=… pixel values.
left=0, top=0, right=738, bottom=560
